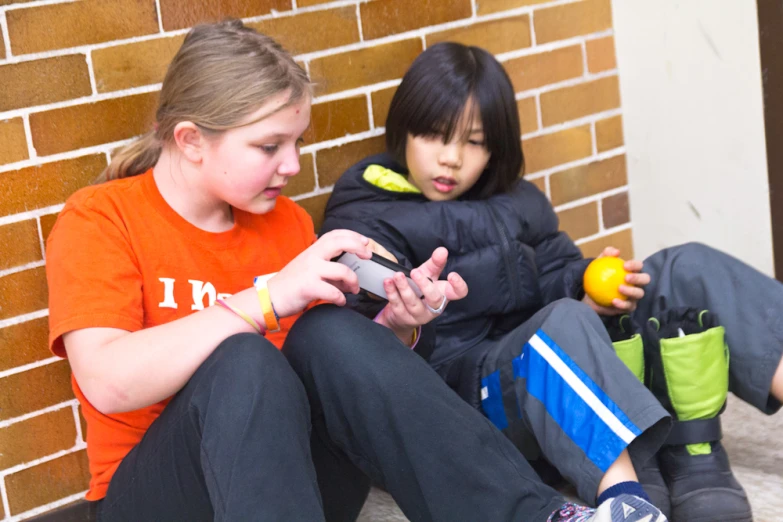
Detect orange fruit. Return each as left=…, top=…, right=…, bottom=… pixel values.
left=583, top=257, right=629, bottom=307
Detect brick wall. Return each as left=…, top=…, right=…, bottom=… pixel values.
left=0, top=0, right=629, bottom=518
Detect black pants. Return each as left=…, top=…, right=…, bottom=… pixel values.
left=98, top=305, right=564, bottom=522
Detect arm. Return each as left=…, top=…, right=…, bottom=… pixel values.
left=64, top=292, right=260, bottom=414
left=52, top=204, right=374, bottom=415
left=535, top=231, right=592, bottom=304
left=526, top=187, right=593, bottom=304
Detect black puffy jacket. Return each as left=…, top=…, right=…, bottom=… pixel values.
left=321, top=153, right=591, bottom=368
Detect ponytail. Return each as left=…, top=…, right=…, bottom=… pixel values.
left=94, top=131, right=162, bottom=183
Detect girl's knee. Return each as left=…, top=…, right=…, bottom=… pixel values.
left=285, top=305, right=417, bottom=389
left=285, top=305, right=384, bottom=362
left=206, top=333, right=301, bottom=393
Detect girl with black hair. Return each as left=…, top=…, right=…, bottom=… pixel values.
left=323, top=42, right=781, bottom=522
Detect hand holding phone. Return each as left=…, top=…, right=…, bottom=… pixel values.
left=334, top=253, right=425, bottom=299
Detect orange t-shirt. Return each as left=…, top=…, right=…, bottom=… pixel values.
left=46, top=169, right=315, bottom=501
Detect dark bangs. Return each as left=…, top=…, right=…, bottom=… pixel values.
left=385, top=42, right=524, bottom=200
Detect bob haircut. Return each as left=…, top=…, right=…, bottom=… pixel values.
left=385, top=42, right=524, bottom=200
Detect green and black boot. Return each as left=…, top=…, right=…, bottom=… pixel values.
left=644, top=307, right=752, bottom=522
left=605, top=315, right=671, bottom=519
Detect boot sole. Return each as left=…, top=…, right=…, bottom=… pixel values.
left=671, top=487, right=752, bottom=522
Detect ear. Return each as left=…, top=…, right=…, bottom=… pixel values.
left=172, top=121, right=205, bottom=163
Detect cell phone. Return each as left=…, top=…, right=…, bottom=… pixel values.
left=334, top=253, right=425, bottom=299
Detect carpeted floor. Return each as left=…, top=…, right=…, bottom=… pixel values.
left=357, top=396, right=783, bottom=521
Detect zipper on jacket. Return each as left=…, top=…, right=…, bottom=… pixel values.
left=488, top=206, right=523, bottom=309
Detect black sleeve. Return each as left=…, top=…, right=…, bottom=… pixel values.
left=527, top=188, right=593, bottom=304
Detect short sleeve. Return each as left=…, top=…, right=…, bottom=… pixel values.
left=46, top=201, right=143, bottom=357
left=292, top=201, right=317, bottom=246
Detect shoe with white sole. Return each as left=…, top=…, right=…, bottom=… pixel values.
left=548, top=494, right=668, bottom=522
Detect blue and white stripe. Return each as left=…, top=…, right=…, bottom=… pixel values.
left=481, top=329, right=641, bottom=472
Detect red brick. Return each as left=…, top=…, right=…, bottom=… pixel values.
left=549, top=155, right=627, bottom=205
left=93, top=35, right=185, bottom=93
left=0, top=220, right=41, bottom=271
left=159, top=0, right=289, bottom=31
left=557, top=202, right=599, bottom=240
left=534, top=0, right=613, bottom=45
left=540, top=76, right=620, bottom=126
left=522, top=125, right=592, bottom=173
left=426, top=15, right=531, bottom=55
left=78, top=405, right=87, bottom=441
left=476, top=0, right=552, bottom=15
left=579, top=228, right=633, bottom=259
left=0, top=266, right=48, bottom=320
left=282, top=154, right=315, bottom=198
left=602, top=191, right=630, bottom=229
left=362, top=0, right=472, bottom=41
left=587, top=36, right=617, bottom=73
left=596, top=115, right=624, bottom=153
left=7, top=0, right=159, bottom=55
left=306, top=97, right=370, bottom=144
left=6, top=450, right=89, bottom=515
left=249, top=7, right=360, bottom=56
left=30, top=92, right=158, bottom=156
left=0, top=408, right=76, bottom=470
left=0, top=360, right=74, bottom=422
left=316, top=135, right=387, bottom=187
left=297, top=193, right=331, bottom=231
left=0, top=118, right=29, bottom=166
left=0, top=317, right=51, bottom=373
left=0, top=55, right=91, bottom=112
left=0, top=155, right=106, bottom=218
left=517, top=96, right=538, bottom=134
left=40, top=213, right=60, bottom=243
left=372, top=87, right=397, bottom=128
left=504, top=45, right=584, bottom=93
left=309, top=39, right=422, bottom=96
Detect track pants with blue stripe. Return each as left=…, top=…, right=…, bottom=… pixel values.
left=435, top=242, right=783, bottom=506
left=435, top=298, right=671, bottom=505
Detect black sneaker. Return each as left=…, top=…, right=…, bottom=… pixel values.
left=658, top=441, right=752, bottom=522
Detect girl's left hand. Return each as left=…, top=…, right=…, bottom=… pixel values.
left=583, top=246, right=651, bottom=316
left=376, top=247, right=468, bottom=343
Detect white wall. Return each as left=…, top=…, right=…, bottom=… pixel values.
left=612, top=0, right=774, bottom=275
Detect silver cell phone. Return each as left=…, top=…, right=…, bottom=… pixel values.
left=335, top=253, right=425, bottom=299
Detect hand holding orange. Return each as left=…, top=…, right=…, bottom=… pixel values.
left=583, top=257, right=631, bottom=307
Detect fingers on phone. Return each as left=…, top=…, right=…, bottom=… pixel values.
left=412, top=269, right=442, bottom=309
left=446, top=272, right=468, bottom=300
left=394, top=272, right=424, bottom=311
left=321, top=231, right=371, bottom=259
left=322, top=263, right=359, bottom=293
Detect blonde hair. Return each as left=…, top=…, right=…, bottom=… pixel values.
left=97, top=19, right=311, bottom=183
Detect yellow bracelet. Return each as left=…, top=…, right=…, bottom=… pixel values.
left=253, top=275, right=280, bottom=333
left=216, top=299, right=264, bottom=334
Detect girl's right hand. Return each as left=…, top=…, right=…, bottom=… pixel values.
left=267, top=230, right=372, bottom=317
